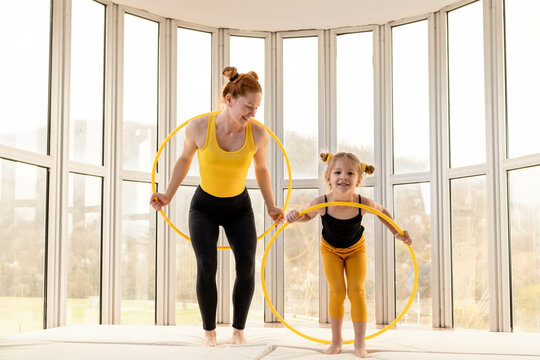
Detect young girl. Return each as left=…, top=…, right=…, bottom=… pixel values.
left=286, top=152, right=411, bottom=358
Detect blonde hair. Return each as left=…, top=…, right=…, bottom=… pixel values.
left=320, top=152, right=375, bottom=189
left=221, top=66, right=262, bottom=101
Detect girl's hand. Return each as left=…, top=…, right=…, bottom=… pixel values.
left=396, top=230, right=412, bottom=246
left=268, top=206, right=285, bottom=225
left=286, top=210, right=301, bottom=224
left=150, top=193, right=171, bottom=211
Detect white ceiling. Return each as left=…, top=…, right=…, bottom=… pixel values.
left=114, top=0, right=460, bottom=31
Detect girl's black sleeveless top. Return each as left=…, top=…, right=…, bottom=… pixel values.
left=321, top=194, right=364, bottom=248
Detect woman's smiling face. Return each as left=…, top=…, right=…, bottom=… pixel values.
left=227, top=91, right=262, bottom=124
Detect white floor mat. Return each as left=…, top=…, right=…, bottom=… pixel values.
left=1, top=325, right=539, bottom=360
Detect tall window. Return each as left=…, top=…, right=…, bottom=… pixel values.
left=65, top=0, right=106, bottom=326
left=0, top=1, right=51, bottom=154
left=122, top=14, right=158, bottom=172
left=67, top=174, right=102, bottom=325
left=391, top=20, right=431, bottom=327
left=392, top=21, right=429, bottom=174
left=394, top=183, right=432, bottom=326
left=505, top=0, right=540, bottom=333
left=284, top=189, right=320, bottom=323
left=509, top=167, right=540, bottom=332
left=283, top=36, right=319, bottom=179
left=448, top=1, right=485, bottom=168
left=120, top=14, right=159, bottom=324
left=0, top=160, right=47, bottom=336
left=450, top=176, right=488, bottom=329
left=282, top=35, right=320, bottom=323
left=0, top=1, right=51, bottom=337
left=505, top=0, right=540, bottom=158
left=177, top=28, right=212, bottom=177
left=336, top=31, right=374, bottom=165
left=70, top=0, right=105, bottom=165
left=447, top=1, right=489, bottom=330
left=121, top=181, right=156, bottom=324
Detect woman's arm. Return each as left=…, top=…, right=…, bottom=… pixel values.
left=149, top=121, right=198, bottom=211
left=252, top=127, right=284, bottom=224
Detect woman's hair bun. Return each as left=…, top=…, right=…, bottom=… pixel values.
left=222, top=66, right=238, bottom=80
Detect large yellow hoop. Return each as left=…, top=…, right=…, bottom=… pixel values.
left=261, top=201, right=418, bottom=344
left=151, top=111, right=292, bottom=250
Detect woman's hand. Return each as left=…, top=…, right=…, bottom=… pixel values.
left=149, top=193, right=171, bottom=211
left=395, top=230, right=412, bottom=246
left=268, top=206, right=285, bottom=226
left=285, top=210, right=301, bottom=224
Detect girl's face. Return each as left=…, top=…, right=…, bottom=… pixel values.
left=225, top=92, right=262, bottom=125
left=328, top=158, right=361, bottom=194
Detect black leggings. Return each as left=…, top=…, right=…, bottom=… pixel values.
left=189, top=186, right=257, bottom=331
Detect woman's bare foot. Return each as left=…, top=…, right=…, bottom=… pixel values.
left=323, top=340, right=342, bottom=354
left=204, top=330, right=217, bottom=347
left=354, top=341, right=370, bottom=358
left=231, top=328, right=247, bottom=345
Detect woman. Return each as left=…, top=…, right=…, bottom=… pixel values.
left=150, top=67, right=284, bottom=346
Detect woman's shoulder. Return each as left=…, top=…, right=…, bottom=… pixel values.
left=184, top=113, right=214, bottom=147
left=187, top=113, right=211, bottom=133
left=249, top=119, right=268, bottom=140
left=190, top=113, right=211, bottom=126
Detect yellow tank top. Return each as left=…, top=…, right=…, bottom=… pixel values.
left=197, top=112, right=256, bottom=197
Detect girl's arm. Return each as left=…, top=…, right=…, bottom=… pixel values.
left=149, top=121, right=198, bottom=211
left=286, top=196, right=325, bottom=223
left=361, top=197, right=412, bottom=246
left=253, top=128, right=284, bottom=225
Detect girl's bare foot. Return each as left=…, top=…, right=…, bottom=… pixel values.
left=204, top=330, right=217, bottom=347
left=354, top=341, right=370, bottom=358
left=323, top=339, right=342, bottom=354
left=323, top=317, right=344, bottom=354
left=231, top=328, right=247, bottom=345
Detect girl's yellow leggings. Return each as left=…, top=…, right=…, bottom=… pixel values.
left=320, top=236, right=367, bottom=322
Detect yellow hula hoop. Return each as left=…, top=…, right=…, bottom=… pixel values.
left=261, top=201, right=419, bottom=344
left=151, top=111, right=292, bottom=250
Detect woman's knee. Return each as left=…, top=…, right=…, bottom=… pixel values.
left=235, top=256, right=255, bottom=278
left=197, top=256, right=217, bottom=275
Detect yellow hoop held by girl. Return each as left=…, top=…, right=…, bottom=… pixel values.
left=261, top=201, right=418, bottom=344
